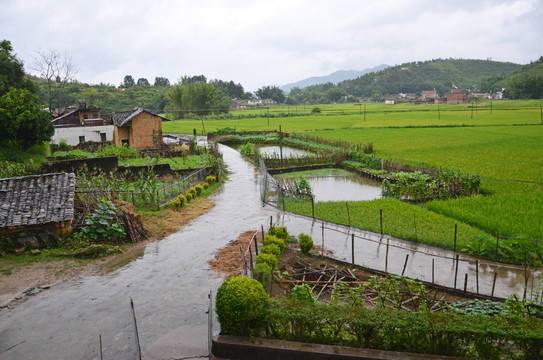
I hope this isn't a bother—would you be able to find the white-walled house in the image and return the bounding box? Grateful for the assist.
[50,100,113,145]
[51,125,114,146]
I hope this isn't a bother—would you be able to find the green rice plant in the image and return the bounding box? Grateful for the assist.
[284,198,491,254]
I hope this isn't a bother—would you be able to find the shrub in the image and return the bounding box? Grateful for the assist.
[311,106,321,114]
[189,187,197,197]
[255,252,278,269]
[268,226,289,240]
[253,262,272,288]
[202,182,209,189]
[261,244,281,259]
[173,194,186,209]
[185,192,193,201]
[298,233,313,254]
[58,140,69,149]
[291,284,316,303]
[263,235,286,253]
[206,175,216,183]
[216,276,269,335]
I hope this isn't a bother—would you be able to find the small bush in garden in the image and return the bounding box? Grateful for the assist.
[263,235,286,253]
[255,252,278,269]
[291,284,316,303]
[173,194,186,210]
[206,175,216,183]
[194,184,203,195]
[261,244,281,259]
[59,140,69,149]
[311,106,321,114]
[269,226,289,240]
[216,276,269,335]
[189,187,197,197]
[185,192,193,202]
[298,233,313,254]
[253,262,272,288]
[202,182,209,189]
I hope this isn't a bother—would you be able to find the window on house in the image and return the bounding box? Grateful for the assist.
[79,136,85,144]
[100,133,107,142]
[83,114,88,119]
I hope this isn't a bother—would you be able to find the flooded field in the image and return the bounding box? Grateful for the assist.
[258,145,315,158]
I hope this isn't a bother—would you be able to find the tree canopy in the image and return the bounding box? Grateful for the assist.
[0,87,54,150]
[165,77,232,119]
[255,85,285,103]
[0,40,36,96]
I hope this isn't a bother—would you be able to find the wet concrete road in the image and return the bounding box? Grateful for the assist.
[0,145,275,360]
[1,144,540,359]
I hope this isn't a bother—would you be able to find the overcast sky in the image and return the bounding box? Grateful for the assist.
[1,0,541,92]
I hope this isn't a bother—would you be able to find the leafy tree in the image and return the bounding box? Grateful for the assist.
[136,77,150,87]
[255,85,285,103]
[154,76,170,87]
[0,88,53,150]
[122,75,135,87]
[503,57,543,99]
[165,77,232,119]
[209,79,245,98]
[0,40,35,96]
[326,87,347,102]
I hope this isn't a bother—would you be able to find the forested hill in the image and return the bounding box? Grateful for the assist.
[338,59,521,98]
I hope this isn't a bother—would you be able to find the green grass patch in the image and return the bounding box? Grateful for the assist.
[284,198,491,251]
[119,154,217,169]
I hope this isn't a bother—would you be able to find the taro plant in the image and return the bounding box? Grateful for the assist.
[76,200,126,241]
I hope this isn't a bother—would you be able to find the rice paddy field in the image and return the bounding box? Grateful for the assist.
[163,100,543,263]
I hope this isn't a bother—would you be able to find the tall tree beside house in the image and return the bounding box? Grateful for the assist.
[0,88,54,150]
[503,57,543,99]
[0,40,36,96]
[32,48,78,112]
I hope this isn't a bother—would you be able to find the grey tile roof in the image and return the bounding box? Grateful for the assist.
[112,107,172,127]
[0,173,76,228]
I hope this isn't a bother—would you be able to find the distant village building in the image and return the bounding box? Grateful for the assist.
[112,107,171,149]
[446,87,468,104]
[421,90,440,102]
[50,100,114,145]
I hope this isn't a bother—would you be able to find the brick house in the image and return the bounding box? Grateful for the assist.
[446,87,468,104]
[50,100,114,145]
[421,90,439,101]
[112,107,171,149]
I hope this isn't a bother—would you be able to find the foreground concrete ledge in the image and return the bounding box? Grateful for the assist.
[212,335,468,360]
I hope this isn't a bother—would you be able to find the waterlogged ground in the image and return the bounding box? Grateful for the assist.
[0,144,540,359]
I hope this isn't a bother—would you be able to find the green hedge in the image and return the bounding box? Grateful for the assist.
[264,299,543,359]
